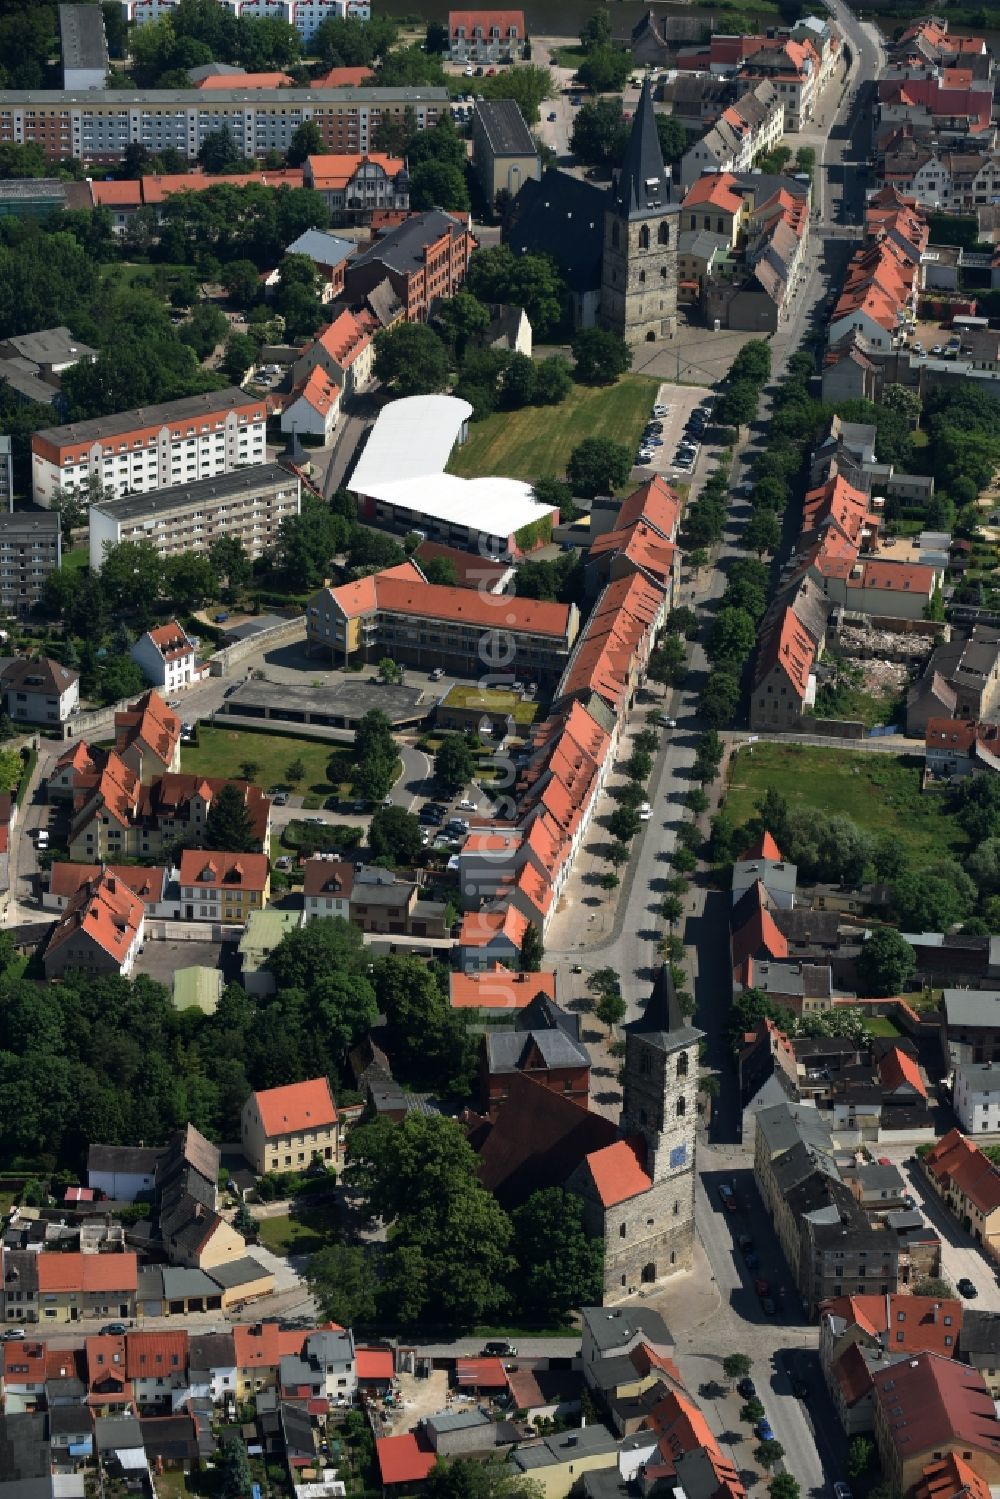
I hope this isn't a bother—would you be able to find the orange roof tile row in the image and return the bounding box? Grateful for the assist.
[49,861,168,906]
[114,689,181,769]
[449,965,557,1009]
[323,565,573,639]
[821,1292,961,1355]
[37,1252,138,1294]
[306,151,403,191]
[290,365,341,419]
[89,169,305,211]
[925,1128,1000,1217]
[314,308,372,368]
[253,1077,338,1138]
[45,872,145,966]
[179,849,270,893]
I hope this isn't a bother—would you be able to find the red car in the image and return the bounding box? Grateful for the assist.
[718,1184,737,1213]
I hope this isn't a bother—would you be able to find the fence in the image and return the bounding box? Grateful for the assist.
[144,919,243,943]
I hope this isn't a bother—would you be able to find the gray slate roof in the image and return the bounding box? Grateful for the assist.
[944,989,1000,1027]
[486,1027,590,1073]
[580,1304,671,1353]
[474,98,536,156]
[285,229,355,268]
[612,79,673,220]
[351,209,466,277]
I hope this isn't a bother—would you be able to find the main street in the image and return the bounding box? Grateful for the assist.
[548,7,883,1491]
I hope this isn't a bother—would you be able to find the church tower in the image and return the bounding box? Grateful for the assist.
[605,967,703,1299]
[599,80,680,345]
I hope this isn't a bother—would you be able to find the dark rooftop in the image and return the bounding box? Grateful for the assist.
[474,98,536,156]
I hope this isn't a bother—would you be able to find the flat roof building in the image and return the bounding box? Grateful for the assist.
[33,388,267,507]
[0,510,61,618]
[348,395,559,558]
[60,4,109,91]
[89,464,301,569]
[0,87,448,165]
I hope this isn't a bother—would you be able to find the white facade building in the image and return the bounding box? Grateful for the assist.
[131,622,198,693]
[954,1060,1000,1135]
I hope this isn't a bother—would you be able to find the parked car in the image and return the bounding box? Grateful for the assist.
[663,717,677,728]
[482,1340,517,1356]
[754,1277,769,1297]
[958,1277,978,1298]
[755,1419,774,1442]
[99,1323,127,1336]
[35,829,49,848]
[791,1375,809,1399]
[737,1376,756,1400]
[458,798,477,811]
[547,111,557,120]
[833,1485,853,1499]
[214,612,230,623]
[639,802,652,821]
[1,1328,25,1341]
[430,666,445,681]
[272,792,289,806]
[718,1184,737,1212]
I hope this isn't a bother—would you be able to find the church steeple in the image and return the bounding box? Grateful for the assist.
[612,78,671,220]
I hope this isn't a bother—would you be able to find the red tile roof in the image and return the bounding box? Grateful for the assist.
[448,9,525,37]
[682,171,745,215]
[872,1352,1000,1465]
[376,1433,436,1487]
[302,856,354,899]
[307,153,402,191]
[731,892,789,968]
[326,568,573,639]
[356,1347,394,1381]
[115,689,181,768]
[916,1454,991,1499]
[291,365,340,419]
[49,862,168,906]
[878,1043,928,1099]
[197,71,294,88]
[179,849,269,894]
[925,1129,1000,1217]
[86,1334,128,1391]
[126,1331,189,1379]
[310,66,375,88]
[455,1356,508,1388]
[37,1252,138,1293]
[740,831,784,862]
[315,308,372,368]
[45,872,144,967]
[233,1321,283,1370]
[253,1077,337,1137]
[459,905,530,949]
[584,1138,652,1207]
[822,1293,962,1356]
[449,966,556,1009]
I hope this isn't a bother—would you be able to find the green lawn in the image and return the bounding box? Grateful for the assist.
[255,1199,338,1257]
[180,725,351,800]
[724,743,967,869]
[862,1016,902,1038]
[448,375,658,487]
[62,547,89,573]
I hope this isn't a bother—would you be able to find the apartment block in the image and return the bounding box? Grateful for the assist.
[32,388,266,507]
[448,9,528,63]
[0,437,11,511]
[0,510,61,617]
[124,1,371,40]
[0,87,446,165]
[88,464,299,570]
[60,3,109,91]
[307,560,580,687]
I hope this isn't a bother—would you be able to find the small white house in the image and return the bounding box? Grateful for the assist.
[130,622,198,694]
[188,1332,237,1405]
[954,1060,1000,1135]
[281,367,341,444]
[302,855,354,923]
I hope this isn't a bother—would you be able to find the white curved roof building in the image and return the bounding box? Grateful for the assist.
[348,394,558,558]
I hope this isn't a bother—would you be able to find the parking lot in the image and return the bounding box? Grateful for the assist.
[632,379,715,483]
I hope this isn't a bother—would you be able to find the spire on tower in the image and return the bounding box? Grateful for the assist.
[612,78,671,220]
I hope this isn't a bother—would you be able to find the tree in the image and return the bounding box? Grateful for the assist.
[893,870,973,931]
[707,608,756,668]
[857,927,916,997]
[221,331,259,384]
[661,895,683,924]
[608,807,641,843]
[466,245,566,341]
[533,356,573,405]
[882,383,921,425]
[511,1189,603,1320]
[913,1277,954,1298]
[378,657,403,685]
[435,291,490,357]
[768,1477,800,1499]
[198,127,243,174]
[425,20,449,53]
[567,436,632,498]
[600,872,620,893]
[698,671,739,729]
[411,159,470,213]
[374,322,449,398]
[847,1437,874,1481]
[570,97,629,167]
[287,119,324,167]
[647,635,688,691]
[754,1441,784,1472]
[595,987,626,1032]
[233,1201,257,1240]
[50,476,110,547]
[164,551,216,610]
[577,47,631,93]
[521,923,544,972]
[741,1398,765,1424]
[99,540,164,612]
[435,735,475,795]
[742,509,781,557]
[422,556,458,585]
[580,11,612,50]
[218,1437,253,1499]
[353,711,398,802]
[723,1354,752,1381]
[656,113,687,164]
[369,806,422,865]
[223,258,264,310]
[424,1459,544,1499]
[306,1243,377,1327]
[209,535,251,590]
[204,783,259,852]
[276,495,345,590]
[715,380,760,428]
[571,328,632,385]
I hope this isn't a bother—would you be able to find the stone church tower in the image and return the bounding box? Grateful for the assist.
[599,80,680,345]
[568,967,702,1303]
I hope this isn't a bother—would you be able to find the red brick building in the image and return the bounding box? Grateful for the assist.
[344,209,476,323]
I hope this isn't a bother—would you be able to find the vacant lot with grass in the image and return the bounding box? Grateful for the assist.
[180,726,352,800]
[724,743,966,869]
[447,376,657,486]
[254,1198,338,1257]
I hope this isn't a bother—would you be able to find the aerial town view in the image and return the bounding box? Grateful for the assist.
[4,0,1000,1497]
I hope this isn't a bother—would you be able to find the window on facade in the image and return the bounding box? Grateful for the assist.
[639,225,650,249]
[659,222,669,245]
[676,1096,686,1117]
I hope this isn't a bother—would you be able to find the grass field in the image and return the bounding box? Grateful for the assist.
[724,743,967,869]
[861,1016,902,1037]
[447,376,658,487]
[62,547,89,573]
[255,1199,338,1257]
[180,726,351,800]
